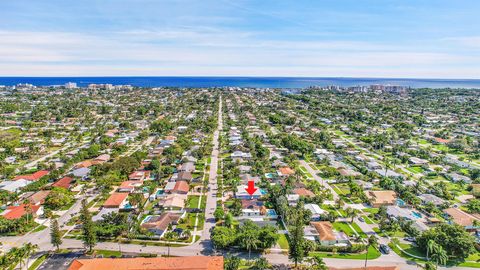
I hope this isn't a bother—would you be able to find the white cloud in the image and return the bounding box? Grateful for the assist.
[0,30,479,78]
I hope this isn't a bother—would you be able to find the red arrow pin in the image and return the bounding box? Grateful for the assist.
[245,180,257,196]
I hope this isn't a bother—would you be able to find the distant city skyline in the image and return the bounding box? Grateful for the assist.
[1,0,480,78]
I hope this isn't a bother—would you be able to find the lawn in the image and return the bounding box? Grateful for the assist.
[277,233,289,249]
[407,166,424,174]
[333,222,356,237]
[94,249,122,258]
[187,195,206,209]
[28,254,48,270]
[310,246,381,260]
[362,215,375,224]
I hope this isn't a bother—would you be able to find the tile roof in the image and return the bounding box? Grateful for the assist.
[52,176,73,189]
[311,221,336,241]
[278,167,295,175]
[141,212,182,233]
[294,188,315,198]
[103,192,128,208]
[2,204,41,220]
[68,256,224,270]
[13,170,49,181]
[173,180,189,193]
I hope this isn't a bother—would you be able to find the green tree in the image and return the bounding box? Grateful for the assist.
[214,208,225,221]
[365,235,378,268]
[80,199,96,252]
[252,257,270,270]
[288,212,307,267]
[224,256,241,270]
[50,218,62,251]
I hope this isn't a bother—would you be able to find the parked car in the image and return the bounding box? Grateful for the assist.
[404,237,416,242]
[379,244,390,254]
[358,217,365,222]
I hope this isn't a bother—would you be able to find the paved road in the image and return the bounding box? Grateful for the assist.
[299,160,338,200]
[0,191,98,252]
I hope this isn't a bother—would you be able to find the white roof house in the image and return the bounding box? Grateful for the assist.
[0,179,31,192]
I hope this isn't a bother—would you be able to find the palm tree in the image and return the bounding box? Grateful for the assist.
[365,235,378,268]
[423,262,437,270]
[308,255,327,270]
[240,230,258,259]
[24,243,38,269]
[426,239,436,261]
[431,245,448,267]
[164,231,176,257]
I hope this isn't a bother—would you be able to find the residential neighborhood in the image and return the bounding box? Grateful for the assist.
[0,85,478,270]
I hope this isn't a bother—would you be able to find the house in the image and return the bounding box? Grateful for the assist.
[140,212,184,236]
[409,157,429,165]
[2,204,42,220]
[177,171,193,182]
[160,194,187,209]
[304,203,327,220]
[118,181,143,193]
[308,221,350,246]
[365,190,397,207]
[68,256,224,270]
[277,167,295,177]
[13,170,49,181]
[26,190,51,205]
[0,179,32,193]
[171,180,189,194]
[72,167,91,179]
[418,193,445,206]
[241,199,266,217]
[287,194,300,206]
[128,171,149,181]
[366,161,382,170]
[179,162,195,173]
[447,173,472,184]
[443,208,480,231]
[52,176,73,189]
[103,192,129,208]
[293,188,315,198]
[236,185,264,199]
[75,160,94,169]
[94,154,110,164]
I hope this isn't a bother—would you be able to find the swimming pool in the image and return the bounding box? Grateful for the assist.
[411,211,422,219]
[396,198,406,207]
[260,189,267,195]
[266,209,277,216]
[156,189,165,196]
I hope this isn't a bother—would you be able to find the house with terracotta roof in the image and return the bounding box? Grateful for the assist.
[294,188,315,198]
[103,192,130,209]
[118,181,143,193]
[171,180,189,194]
[68,256,224,270]
[140,212,185,236]
[443,207,480,231]
[306,221,350,246]
[52,176,74,189]
[1,204,42,220]
[13,170,49,181]
[75,160,94,169]
[277,166,295,177]
[365,190,397,207]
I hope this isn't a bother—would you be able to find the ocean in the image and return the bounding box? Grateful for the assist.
[0,77,480,89]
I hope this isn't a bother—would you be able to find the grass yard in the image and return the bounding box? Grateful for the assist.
[333,222,357,237]
[28,254,48,270]
[277,233,289,249]
[93,250,122,258]
[187,195,206,209]
[310,245,381,260]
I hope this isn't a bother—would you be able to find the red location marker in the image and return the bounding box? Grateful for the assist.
[245,180,257,196]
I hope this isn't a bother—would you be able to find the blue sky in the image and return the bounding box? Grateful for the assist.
[1,0,480,77]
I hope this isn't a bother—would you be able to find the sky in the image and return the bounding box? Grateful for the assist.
[1,0,480,78]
